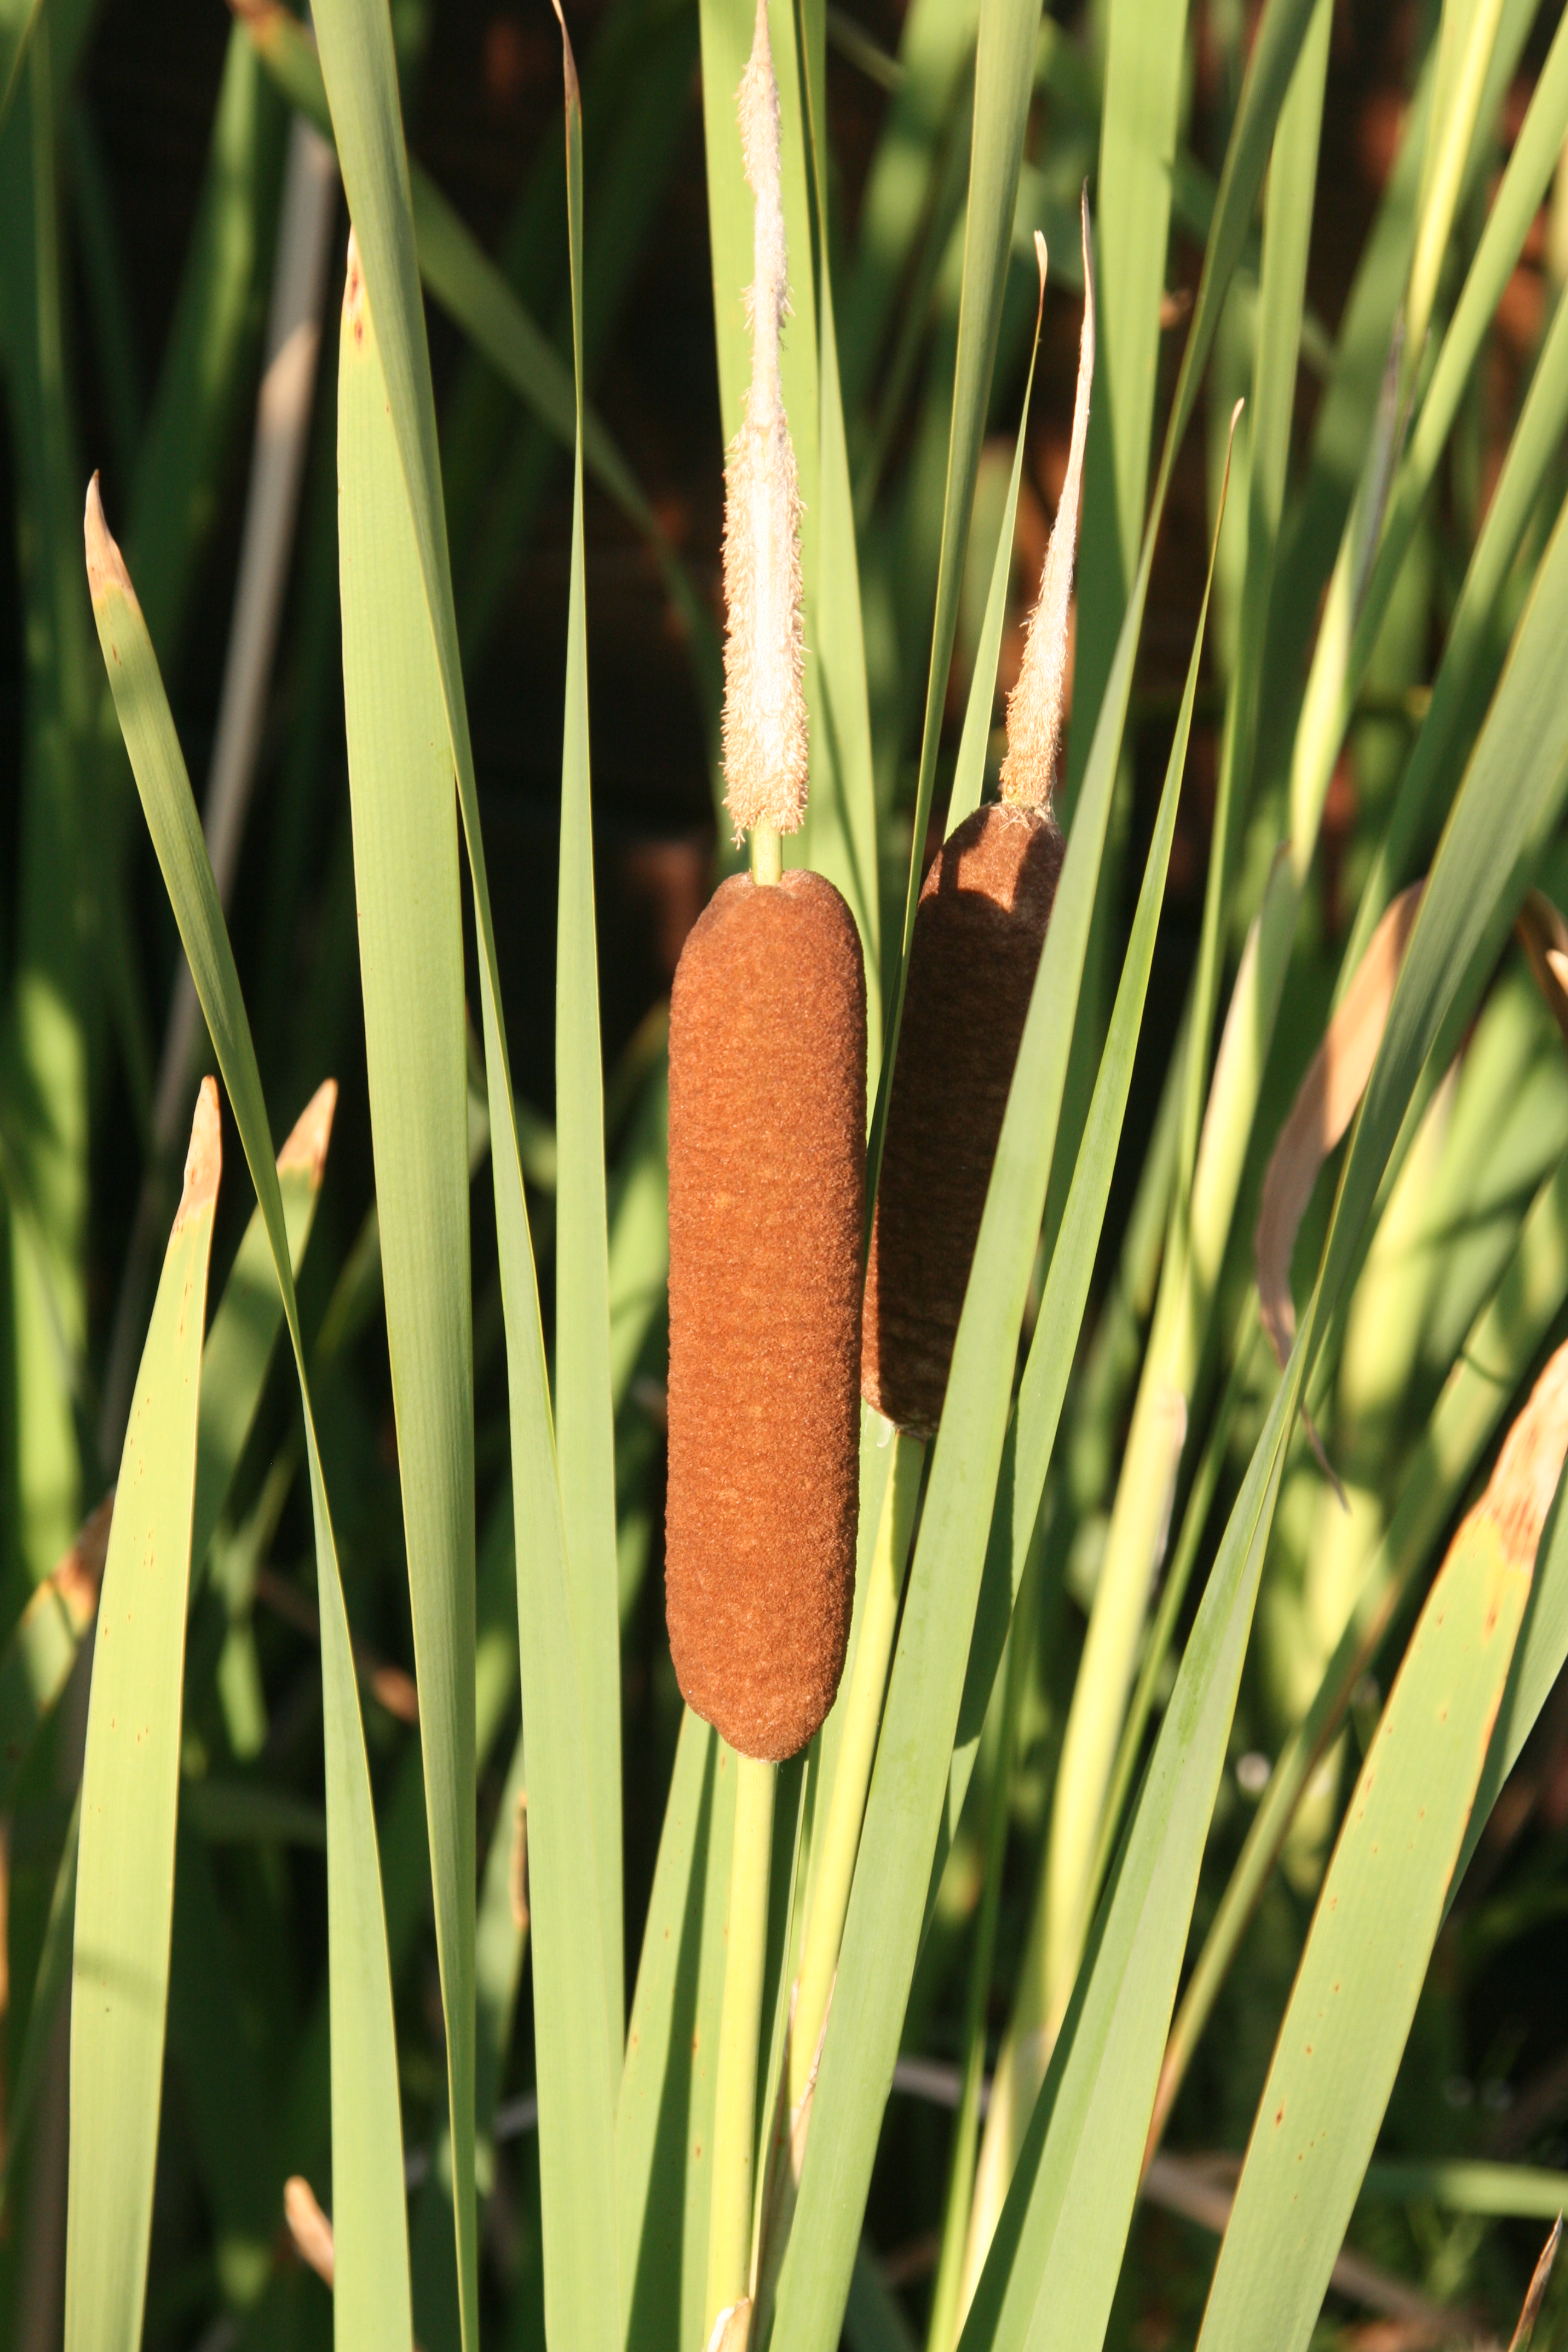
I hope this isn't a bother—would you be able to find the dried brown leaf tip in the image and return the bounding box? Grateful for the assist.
[720,0,808,844]
[176,1076,223,1231]
[283,2175,335,2286]
[51,1489,116,1628]
[1481,1338,1568,1575]
[83,472,137,611]
[1000,191,1096,814]
[1255,881,1425,1372]
[1517,889,1568,1053]
[278,1077,339,1186]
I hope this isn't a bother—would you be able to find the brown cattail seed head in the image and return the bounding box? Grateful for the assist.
[999,192,1096,814]
[720,0,808,843]
[862,806,1063,1436]
[665,870,866,1759]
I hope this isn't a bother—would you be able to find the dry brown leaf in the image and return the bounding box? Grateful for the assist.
[1255,881,1426,1373]
[284,2174,335,2285]
[1507,2213,1563,2352]
[510,1787,529,1933]
[704,2298,753,2352]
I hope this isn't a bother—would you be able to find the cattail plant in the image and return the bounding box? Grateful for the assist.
[862,201,1095,1439]
[662,6,864,2344]
[664,0,865,1768]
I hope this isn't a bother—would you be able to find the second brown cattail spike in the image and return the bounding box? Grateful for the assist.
[863,199,1096,1437]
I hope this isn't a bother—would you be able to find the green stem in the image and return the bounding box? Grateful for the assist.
[925,1534,1039,2352]
[707,1748,776,2345]
[750,825,782,885]
[788,1425,923,2108]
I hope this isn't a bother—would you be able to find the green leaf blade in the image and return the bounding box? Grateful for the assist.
[1196,1507,1535,2352]
[85,488,414,2352]
[555,34,624,2060]
[338,250,480,2352]
[65,1090,220,2352]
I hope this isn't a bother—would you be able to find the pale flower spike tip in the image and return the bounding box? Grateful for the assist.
[1000,189,1097,814]
[720,0,808,844]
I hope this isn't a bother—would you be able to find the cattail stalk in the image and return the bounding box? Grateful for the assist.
[668,7,864,2343]
[786,1423,922,2111]
[705,1752,776,2352]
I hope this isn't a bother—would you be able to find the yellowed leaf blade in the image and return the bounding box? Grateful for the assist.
[1255,880,1425,1368]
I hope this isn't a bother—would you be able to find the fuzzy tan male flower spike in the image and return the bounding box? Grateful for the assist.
[720,0,809,843]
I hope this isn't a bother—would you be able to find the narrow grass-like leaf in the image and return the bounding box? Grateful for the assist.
[869,0,1051,1200]
[944,240,1047,843]
[338,247,479,2352]
[954,410,1239,2298]
[0,1089,334,1808]
[1157,1136,1568,2144]
[955,351,1568,2352]
[553,33,622,2055]
[0,0,41,132]
[797,0,882,1054]
[618,1705,714,2348]
[1063,0,1190,814]
[232,0,719,716]
[942,408,1240,1915]
[306,0,621,2334]
[1342,250,1568,979]
[64,1084,220,2352]
[85,486,413,2350]
[1289,1,1568,878]
[127,24,287,668]
[191,1081,335,1572]
[1048,0,1552,2043]
[1194,1359,1564,2352]
[1,1788,77,2215]
[773,3,1322,2316]
[1180,0,1331,1195]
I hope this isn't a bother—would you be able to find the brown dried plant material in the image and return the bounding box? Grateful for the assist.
[1507,2215,1562,2352]
[1517,888,1568,1053]
[176,1077,223,1230]
[278,1077,339,1185]
[665,870,866,1759]
[999,192,1095,814]
[720,0,808,843]
[1478,1338,1568,1572]
[1255,881,1425,1371]
[284,2175,336,2286]
[862,806,1063,1435]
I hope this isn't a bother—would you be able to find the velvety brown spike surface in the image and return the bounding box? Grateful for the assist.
[665,867,866,1760]
[863,803,1063,1436]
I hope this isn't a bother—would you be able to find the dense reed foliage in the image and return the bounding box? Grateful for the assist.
[7,0,1568,2347]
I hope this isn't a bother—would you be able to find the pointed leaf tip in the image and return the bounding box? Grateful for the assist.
[177,1077,223,1230]
[999,195,1096,811]
[549,0,579,102]
[283,2176,335,2286]
[83,472,136,608]
[278,1077,339,1184]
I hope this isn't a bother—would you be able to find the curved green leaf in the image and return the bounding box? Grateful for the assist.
[86,485,413,2351]
[338,250,479,2351]
[65,1086,220,2352]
